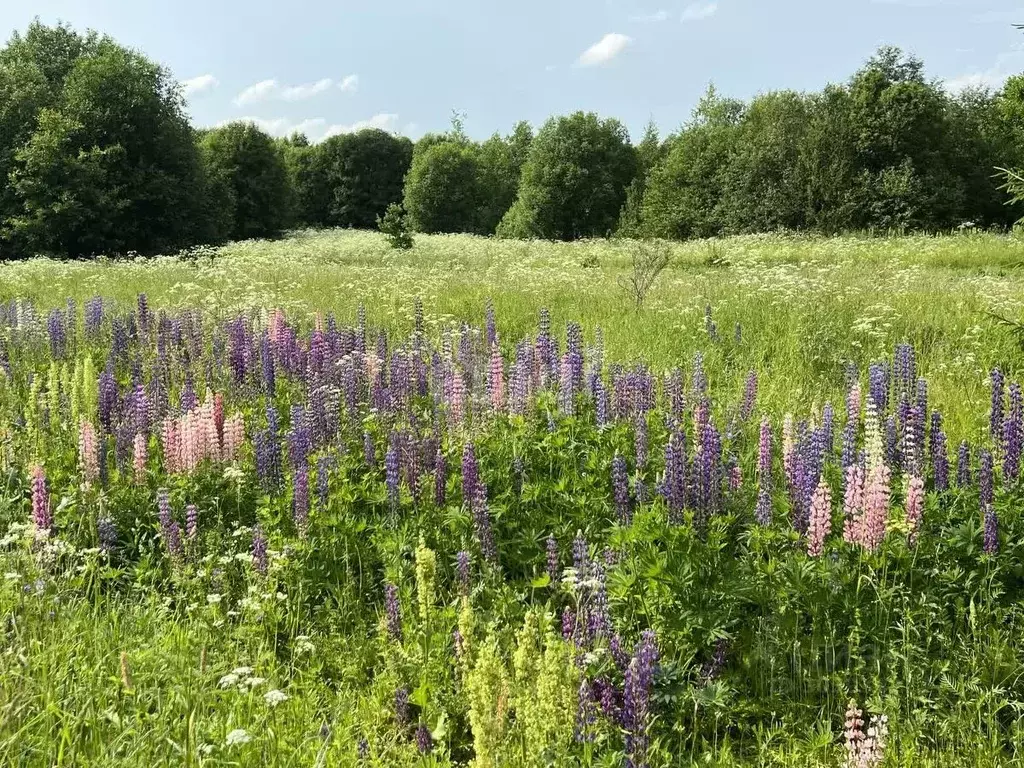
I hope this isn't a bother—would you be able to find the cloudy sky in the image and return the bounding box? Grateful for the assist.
[8,0,1024,141]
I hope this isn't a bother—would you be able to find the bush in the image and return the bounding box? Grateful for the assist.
[378,202,414,249]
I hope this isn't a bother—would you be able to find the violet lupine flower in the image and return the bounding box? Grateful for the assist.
[612,455,632,526]
[755,489,772,527]
[868,362,889,412]
[562,607,576,642]
[357,737,369,762]
[587,561,612,641]
[98,369,118,432]
[434,448,447,507]
[740,370,757,421]
[700,639,729,685]
[595,379,609,427]
[932,426,949,493]
[634,414,649,471]
[48,309,67,359]
[394,687,410,728]
[185,504,198,540]
[806,478,832,557]
[363,431,375,468]
[384,583,402,641]
[156,489,183,558]
[990,368,1005,441]
[254,429,283,492]
[546,535,560,585]
[1003,382,1022,483]
[31,465,52,531]
[260,331,276,397]
[695,421,723,528]
[956,441,971,488]
[623,630,659,768]
[471,484,498,565]
[84,297,104,339]
[415,724,432,754]
[663,431,687,524]
[461,442,479,504]
[456,550,471,595]
[97,517,118,553]
[574,678,597,743]
[293,464,310,536]
[894,342,917,398]
[983,506,999,555]
[692,352,707,396]
[252,525,268,575]
[385,434,401,516]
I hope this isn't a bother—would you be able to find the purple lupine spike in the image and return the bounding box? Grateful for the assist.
[634,414,649,471]
[84,297,104,339]
[566,322,584,393]
[932,422,949,493]
[456,550,471,595]
[98,369,118,433]
[394,687,410,728]
[956,441,971,488]
[663,431,687,524]
[990,368,1005,441]
[434,448,447,507]
[623,630,659,768]
[31,465,52,531]
[562,606,576,642]
[1003,382,1022,483]
[48,309,67,359]
[357,737,369,762]
[471,484,498,565]
[696,421,722,528]
[588,560,611,640]
[612,455,632,526]
[385,433,401,515]
[485,299,496,348]
[156,488,183,558]
[821,402,834,457]
[572,532,589,574]
[700,639,729,685]
[665,368,684,423]
[260,331,276,397]
[884,415,899,470]
[868,362,889,413]
[461,443,479,504]
[185,504,198,540]
[252,524,268,575]
[293,464,310,535]
[574,678,597,743]
[363,431,376,468]
[610,633,630,671]
[254,429,283,492]
[841,421,857,470]
[384,583,402,641]
[984,506,999,555]
[546,535,559,584]
[595,378,609,427]
[415,724,432,755]
[740,370,757,421]
[97,517,118,553]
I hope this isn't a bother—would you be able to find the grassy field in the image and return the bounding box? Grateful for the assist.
[2,229,1024,767]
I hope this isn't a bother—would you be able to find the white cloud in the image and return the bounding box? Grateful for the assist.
[630,9,670,22]
[323,113,400,138]
[576,33,632,67]
[281,78,333,101]
[233,76,357,105]
[944,49,1024,94]
[223,117,326,137]
[234,79,279,106]
[182,74,218,96]
[681,1,718,21]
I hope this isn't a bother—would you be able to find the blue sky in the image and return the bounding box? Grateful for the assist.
[5,0,1023,142]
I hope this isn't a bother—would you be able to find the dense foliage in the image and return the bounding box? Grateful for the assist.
[1,284,1023,765]
[2,22,1024,258]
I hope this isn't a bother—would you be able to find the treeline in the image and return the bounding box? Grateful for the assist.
[2,22,1023,260]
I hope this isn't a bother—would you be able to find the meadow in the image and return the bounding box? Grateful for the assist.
[2,229,1024,767]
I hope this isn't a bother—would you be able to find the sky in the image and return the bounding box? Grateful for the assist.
[3,0,1023,142]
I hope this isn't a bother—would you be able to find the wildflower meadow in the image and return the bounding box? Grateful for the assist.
[2,230,1024,767]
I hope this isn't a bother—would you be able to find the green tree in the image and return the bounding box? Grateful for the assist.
[640,87,742,239]
[498,112,636,240]
[618,118,666,236]
[313,129,413,229]
[5,33,206,257]
[403,140,482,234]
[199,121,291,241]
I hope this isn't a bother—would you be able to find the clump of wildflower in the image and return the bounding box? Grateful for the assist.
[807,478,832,557]
[384,582,402,641]
[156,488,182,559]
[31,465,52,532]
[623,629,659,768]
[415,724,432,754]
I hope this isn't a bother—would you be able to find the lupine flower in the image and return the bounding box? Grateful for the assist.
[97,517,118,553]
[700,639,729,684]
[384,583,402,641]
[956,441,971,488]
[844,702,865,768]
[862,464,890,552]
[222,413,245,460]
[983,506,999,555]
[1003,382,1022,482]
[612,455,632,526]
[78,419,99,484]
[363,431,375,468]
[132,432,148,483]
[634,413,648,470]
[456,550,471,595]
[415,724,432,754]
[574,678,597,743]
[623,630,659,768]
[185,504,198,540]
[252,525,268,575]
[979,449,993,508]
[434,448,447,507]
[545,535,559,585]
[394,686,410,728]
[806,478,832,557]
[843,464,865,545]
[740,370,757,421]
[905,475,924,544]
[385,434,400,516]
[31,465,52,532]
[471,484,498,565]
[156,489,183,558]
[486,342,505,411]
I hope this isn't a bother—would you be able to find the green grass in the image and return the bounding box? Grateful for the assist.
[2,229,1024,766]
